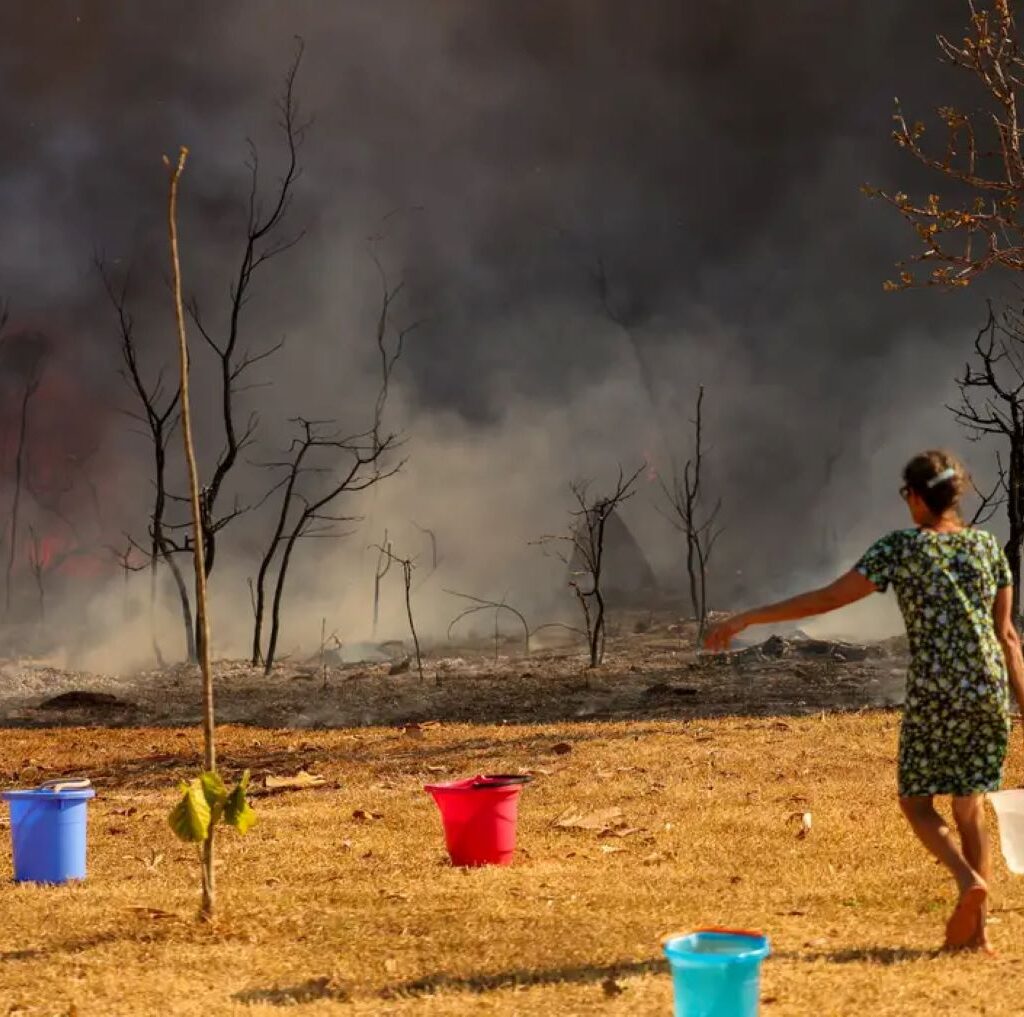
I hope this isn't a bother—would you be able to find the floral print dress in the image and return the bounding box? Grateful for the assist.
[855,528,1012,797]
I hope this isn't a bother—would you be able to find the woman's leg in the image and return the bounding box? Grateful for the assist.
[899,795,984,891]
[952,794,993,950]
[951,794,991,883]
[899,795,987,948]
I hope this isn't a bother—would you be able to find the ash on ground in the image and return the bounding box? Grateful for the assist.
[0,612,908,729]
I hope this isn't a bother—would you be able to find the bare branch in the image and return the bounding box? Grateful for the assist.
[535,463,644,666]
[373,544,425,682]
[658,385,724,635]
[444,588,531,657]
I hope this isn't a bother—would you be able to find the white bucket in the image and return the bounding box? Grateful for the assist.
[989,790,1024,874]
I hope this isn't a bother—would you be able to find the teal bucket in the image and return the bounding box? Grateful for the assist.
[664,929,770,1017]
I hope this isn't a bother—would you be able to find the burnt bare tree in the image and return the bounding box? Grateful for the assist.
[251,253,413,673]
[538,465,644,667]
[374,544,424,682]
[869,2,1024,289]
[107,539,146,628]
[658,386,724,637]
[248,424,310,668]
[179,41,308,657]
[970,461,1007,525]
[254,416,402,673]
[951,303,1024,616]
[3,334,46,616]
[26,525,45,624]
[0,302,8,577]
[99,261,195,662]
[372,529,392,639]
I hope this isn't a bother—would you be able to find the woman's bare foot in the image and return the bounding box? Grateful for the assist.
[969,930,997,956]
[944,881,987,950]
[968,904,997,956]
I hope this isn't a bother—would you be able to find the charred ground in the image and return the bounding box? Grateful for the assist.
[0,611,908,730]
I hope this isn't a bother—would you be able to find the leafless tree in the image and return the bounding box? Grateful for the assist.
[372,529,392,639]
[107,539,147,631]
[537,465,644,667]
[868,2,1024,289]
[248,423,313,668]
[3,337,45,616]
[950,302,1024,615]
[26,526,45,624]
[970,463,1006,525]
[374,544,424,682]
[255,417,401,673]
[657,386,724,637]
[0,302,8,583]
[251,249,414,674]
[99,261,195,662]
[179,40,309,658]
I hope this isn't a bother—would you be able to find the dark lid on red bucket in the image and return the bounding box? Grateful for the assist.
[424,774,533,793]
[470,774,532,789]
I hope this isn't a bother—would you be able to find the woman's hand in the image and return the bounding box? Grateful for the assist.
[703,613,749,653]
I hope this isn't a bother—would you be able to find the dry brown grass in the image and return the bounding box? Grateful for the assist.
[0,713,1021,1015]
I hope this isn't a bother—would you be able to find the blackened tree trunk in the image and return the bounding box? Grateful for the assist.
[951,305,1024,625]
[1008,432,1024,621]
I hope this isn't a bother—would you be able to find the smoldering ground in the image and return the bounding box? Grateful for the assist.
[0,1,1011,663]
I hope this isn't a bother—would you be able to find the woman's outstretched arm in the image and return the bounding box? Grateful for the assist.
[703,570,878,652]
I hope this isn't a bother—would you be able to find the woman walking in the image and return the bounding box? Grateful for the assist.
[705,451,1024,952]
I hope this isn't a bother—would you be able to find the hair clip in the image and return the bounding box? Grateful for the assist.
[926,466,956,488]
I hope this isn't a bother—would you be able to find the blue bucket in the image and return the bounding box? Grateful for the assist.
[664,929,770,1017]
[2,780,95,884]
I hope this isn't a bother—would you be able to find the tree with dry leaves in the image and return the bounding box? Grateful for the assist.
[868,2,1024,611]
[868,1,1024,289]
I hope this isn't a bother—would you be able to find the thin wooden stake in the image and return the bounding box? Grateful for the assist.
[165,146,216,920]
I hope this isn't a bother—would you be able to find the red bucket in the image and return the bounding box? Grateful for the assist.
[424,775,531,867]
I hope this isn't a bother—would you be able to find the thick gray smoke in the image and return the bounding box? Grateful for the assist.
[0,1,1007,660]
